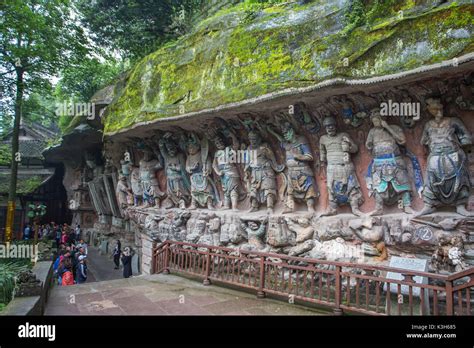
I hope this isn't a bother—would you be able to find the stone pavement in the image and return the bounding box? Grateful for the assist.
[45,274,328,315]
[85,246,124,282]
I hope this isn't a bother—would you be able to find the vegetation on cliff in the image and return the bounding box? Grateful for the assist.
[103,0,474,134]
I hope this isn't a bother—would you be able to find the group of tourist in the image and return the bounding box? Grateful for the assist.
[53,235,89,286]
[22,221,82,247]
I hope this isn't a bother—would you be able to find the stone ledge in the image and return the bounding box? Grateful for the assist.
[0,261,53,316]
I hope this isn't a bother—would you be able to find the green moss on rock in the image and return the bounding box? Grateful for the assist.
[104,0,474,134]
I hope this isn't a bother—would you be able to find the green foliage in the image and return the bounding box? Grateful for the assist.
[75,0,208,61]
[56,57,122,103]
[0,175,43,194]
[0,144,12,166]
[0,259,31,307]
[22,92,58,128]
[103,0,473,134]
[0,0,88,100]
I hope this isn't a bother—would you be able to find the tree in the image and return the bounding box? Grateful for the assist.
[75,0,205,60]
[0,0,87,242]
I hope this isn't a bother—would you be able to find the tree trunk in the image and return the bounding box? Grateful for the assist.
[5,68,24,242]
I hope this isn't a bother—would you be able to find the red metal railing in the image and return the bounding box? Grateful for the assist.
[152,240,474,316]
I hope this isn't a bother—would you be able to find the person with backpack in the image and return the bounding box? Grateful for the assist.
[75,255,87,284]
[61,258,74,286]
[112,240,121,270]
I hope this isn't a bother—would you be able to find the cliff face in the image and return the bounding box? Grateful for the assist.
[103,0,473,134]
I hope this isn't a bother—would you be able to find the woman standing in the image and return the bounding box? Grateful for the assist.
[112,240,121,270]
[121,247,133,278]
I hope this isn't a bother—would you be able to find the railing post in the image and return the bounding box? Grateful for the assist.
[163,243,170,274]
[333,265,343,316]
[203,247,211,285]
[257,256,266,299]
[445,280,454,316]
[151,248,156,274]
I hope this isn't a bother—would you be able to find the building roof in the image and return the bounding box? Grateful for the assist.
[1,121,58,160]
[0,168,55,196]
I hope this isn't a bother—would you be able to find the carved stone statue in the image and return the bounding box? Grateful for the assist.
[116,175,132,214]
[366,110,415,215]
[158,133,191,209]
[130,166,143,206]
[185,133,217,210]
[244,129,282,213]
[419,98,473,216]
[139,148,165,208]
[319,116,363,216]
[240,218,267,250]
[211,131,244,211]
[270,121,318,213]
[120,158,132,185]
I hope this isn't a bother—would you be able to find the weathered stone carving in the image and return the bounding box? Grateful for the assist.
[419,98,473,216]
[240,218,268,251]
[210,129,245,211]
[268,120,318,213]
[366,110,416,215]
[116,175,132,215]
[158,132,191,209]
[319,116,363,216]
[244,128,282,213]
[184,133,218,210]
[329,95,367,128]
[285,217,314,243]
[139,147,165,207]
[431,235,467,272]
[130,166,143,206]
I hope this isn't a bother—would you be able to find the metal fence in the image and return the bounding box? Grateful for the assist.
[152,240,474,316]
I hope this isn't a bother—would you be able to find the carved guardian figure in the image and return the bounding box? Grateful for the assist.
[320,116,363,216]
[366,110,415,215]
[419,98,473,216]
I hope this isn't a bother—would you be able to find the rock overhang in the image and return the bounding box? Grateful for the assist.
[101,0,474,137]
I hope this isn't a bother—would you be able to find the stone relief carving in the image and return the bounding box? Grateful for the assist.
[209,127,246,211]
[158,132,191,209]
[244,128,282,213]
[139,147,165,208]
[268,119,318,213]
[184,133,218,210]
[365,109,418,216]
[103,77,473,274]
[320,116,363,216]
[419,98,473,217]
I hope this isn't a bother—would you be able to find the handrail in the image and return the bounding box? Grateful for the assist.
[152,240,474,316]
[153,240,451,280]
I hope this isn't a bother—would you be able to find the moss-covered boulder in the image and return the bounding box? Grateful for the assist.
[104,0,474,134]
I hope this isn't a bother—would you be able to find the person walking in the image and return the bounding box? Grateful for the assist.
[75,224,81,241]
[77,239,88,256]
[23,224,31,240]
[61,258,74,286]
[121,247,133,278]
[61,230,68,245]
[75,255,87,284]
[55,225,61,248]
[113,240,121,270]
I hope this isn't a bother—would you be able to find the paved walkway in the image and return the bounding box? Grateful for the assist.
[45,274,327,315]
[85,246,124,282]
